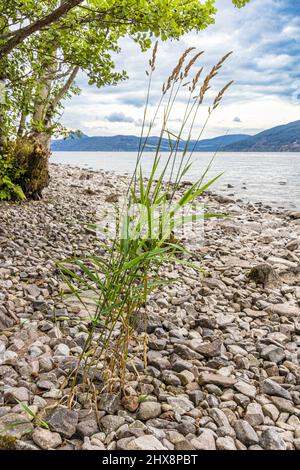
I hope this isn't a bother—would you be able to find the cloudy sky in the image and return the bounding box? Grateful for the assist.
[61,0,300,139]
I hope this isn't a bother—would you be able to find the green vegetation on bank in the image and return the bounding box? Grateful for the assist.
[59,45,231,395]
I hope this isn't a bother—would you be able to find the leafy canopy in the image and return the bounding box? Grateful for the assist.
[0,0,250,57]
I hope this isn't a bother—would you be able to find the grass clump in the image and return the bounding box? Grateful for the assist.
[59,44,233,404]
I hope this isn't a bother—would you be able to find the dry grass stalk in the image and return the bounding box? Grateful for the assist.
[163,47,195,94]
[209,80,234,113]
[198,51,233,103]
[190,67,203,93]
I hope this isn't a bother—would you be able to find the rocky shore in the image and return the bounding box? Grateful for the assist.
[1,163,300,451]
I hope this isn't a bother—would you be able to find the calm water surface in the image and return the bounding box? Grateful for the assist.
[51,152,300,211]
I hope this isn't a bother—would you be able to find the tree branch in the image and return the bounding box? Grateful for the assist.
[0,0,83,59]
[45,65,79,125]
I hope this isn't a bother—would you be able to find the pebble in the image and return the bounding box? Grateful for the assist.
[245,403,264,426]
[137,402,162,421]
[234,381,257,398]
[47,407,78,438]
[260,428,287,450]
[32,428,62,449]
[82,436,105,450]
[100,415,125,432]
[262,404,280,422]
[270,396,294,413]
[198,373,236,388]
[4,386,30,404]
[54,344,70,356]
[261,379,292,400]
[126,435,167,450]
[0,413,33,438]
[99,393,120,414]
[234,420,259,446]
[191,430,216,450]
[0,351,18,366]
[121,396,139,412]
[166,396,194,415]
[76,419,99,437]
[216,436,237,450]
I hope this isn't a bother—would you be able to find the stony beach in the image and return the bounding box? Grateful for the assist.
[1,163,300,451]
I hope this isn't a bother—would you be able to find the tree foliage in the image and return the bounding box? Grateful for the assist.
[0,0,250,136]
[0,0,250,198]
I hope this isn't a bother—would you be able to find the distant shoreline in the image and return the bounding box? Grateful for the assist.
[51,120,300,153]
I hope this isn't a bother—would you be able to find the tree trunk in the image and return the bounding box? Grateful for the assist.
[11,46,79,199]
[25,134,50,199]
[20,48,58,199]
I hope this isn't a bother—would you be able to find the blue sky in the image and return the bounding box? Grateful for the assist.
[61,0,300,138]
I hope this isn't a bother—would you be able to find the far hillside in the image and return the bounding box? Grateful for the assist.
[51,121,300,153]
[51,134,249,152]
